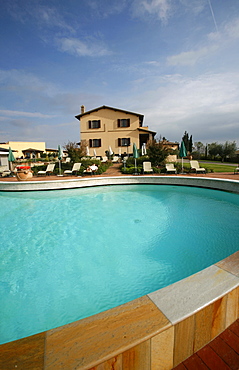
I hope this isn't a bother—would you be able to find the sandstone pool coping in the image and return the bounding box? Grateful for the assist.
[0,176,239,369]
[1,174,239,193]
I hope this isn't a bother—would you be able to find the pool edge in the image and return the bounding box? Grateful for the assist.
[1,175,239,193]
[0,252,238,369]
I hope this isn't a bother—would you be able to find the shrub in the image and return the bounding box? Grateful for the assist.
[80,159,111,175]
[147,140,171,166]
[32,159,111,176]
[152,167,161,173]
[121,166,142,174]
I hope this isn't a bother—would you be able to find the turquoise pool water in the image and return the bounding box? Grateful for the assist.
[1,184,239,344]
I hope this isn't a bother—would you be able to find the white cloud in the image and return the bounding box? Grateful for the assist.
[0,110,55,119]
[37,6,73,32]
[0,117,79,147]
[57,37,112,57]
[0,69,59,98]
[87,0,128,18]
[167,47,212,66]
[142,0,172,21]
[225,17,239,39]
[143,60,161,67]
[128,72,239,144]
[0,68,95,146]
[6,1,74,32]
[179,0,206,15]
[132,0,172,22]
[0,69,82,118]
[167,16,239,67]
[131,0,207,23]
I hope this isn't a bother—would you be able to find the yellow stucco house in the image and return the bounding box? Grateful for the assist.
[75,105,156,157]
[161,140,179,162]
[0,141,46,159]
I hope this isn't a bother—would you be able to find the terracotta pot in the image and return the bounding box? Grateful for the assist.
[16,170,33,181]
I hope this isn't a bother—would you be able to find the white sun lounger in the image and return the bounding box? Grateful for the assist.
[64,162,81,176]
[37,163,55,176]
[143,161,153,174]
[190,160,206,173]
[166,163,177,174]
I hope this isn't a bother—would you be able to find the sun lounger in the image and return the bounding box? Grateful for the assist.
[143,161,153,174]
[37,163,55,176]
[165,163,177,174]
[190,160,206,173]
[112,156,119,162]
[64,162,81,176]
[0,166,11,177]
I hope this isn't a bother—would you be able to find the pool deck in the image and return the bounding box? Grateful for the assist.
[1,162,239,182]
[0,164,239,370]
[1,163,239,193]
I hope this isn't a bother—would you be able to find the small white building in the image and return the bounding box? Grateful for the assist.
[0,148,10,168]
[0,147,17,175]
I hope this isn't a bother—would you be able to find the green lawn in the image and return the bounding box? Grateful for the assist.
[183,162,237,173]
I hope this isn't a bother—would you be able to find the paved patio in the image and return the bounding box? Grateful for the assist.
[173,319,239,370]
[1,162,239,182]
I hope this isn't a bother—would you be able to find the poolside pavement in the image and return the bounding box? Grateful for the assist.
[1,162,239,182]
[173,319,239,370]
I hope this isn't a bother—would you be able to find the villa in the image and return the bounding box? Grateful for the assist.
[75,105,156,157]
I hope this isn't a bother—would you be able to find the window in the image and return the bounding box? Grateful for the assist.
[89,139,101,148]
[88,120,101,129]
[117,119,130,128]
[118,138,130,147]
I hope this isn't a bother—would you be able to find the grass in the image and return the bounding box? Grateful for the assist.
[182,161,237,173]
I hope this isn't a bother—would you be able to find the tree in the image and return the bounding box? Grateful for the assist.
[205,144,208,159]
[189,135,193,153]
[64,140,87,162]
[194,142,205,154]
[78,140,88,156]
[193,141,205,159]
[182,131,193,153]
[208,142,221,160]
[208,141,237,161]
[147,139,173,166]
[220,141,237,162]
[182,131,189,151]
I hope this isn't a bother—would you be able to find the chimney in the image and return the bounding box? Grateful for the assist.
[81,105,85,114]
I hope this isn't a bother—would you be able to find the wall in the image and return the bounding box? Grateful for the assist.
[166,154,178,162]
[0,153,9,168]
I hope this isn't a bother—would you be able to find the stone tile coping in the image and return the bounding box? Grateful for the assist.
[148,264,239,325]
[45,296,171,370]
[0,175,239,193]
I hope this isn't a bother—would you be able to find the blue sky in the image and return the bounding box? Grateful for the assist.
[0,0,239,149]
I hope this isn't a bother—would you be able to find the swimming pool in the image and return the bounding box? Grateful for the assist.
[1,184,239,344]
